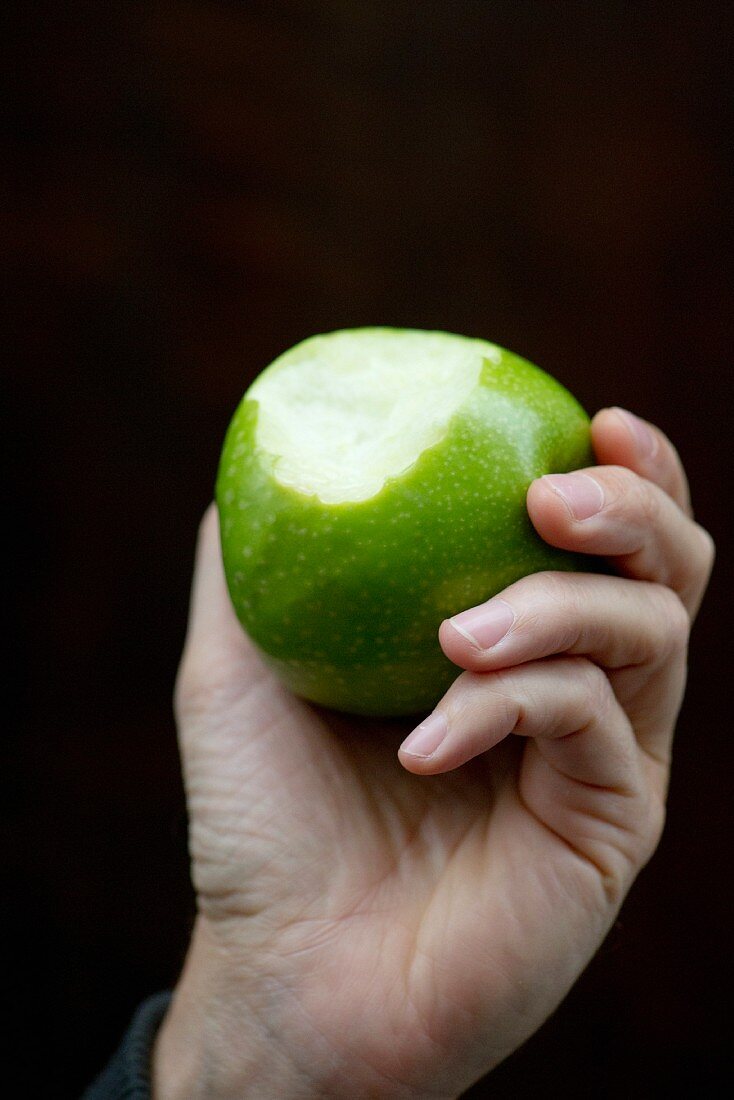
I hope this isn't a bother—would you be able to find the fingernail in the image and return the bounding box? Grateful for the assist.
[400,712,448,758]
[611,407,658,458]
[448,599,515,650]
[543,473,605,519]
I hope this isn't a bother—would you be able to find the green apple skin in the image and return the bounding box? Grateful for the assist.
[216,330,594,717]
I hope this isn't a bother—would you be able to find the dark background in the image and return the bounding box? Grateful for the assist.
[8,2,733,1096]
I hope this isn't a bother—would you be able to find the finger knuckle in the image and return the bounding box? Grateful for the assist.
[645,790,668,856]
[634,476,662,530]
[654,585,690,656]
[573,657,614,716]
[514,572,584,649]
[507,569,567,604]
[633,789,668,866]
[541,571,585,614]
[695,524,716,581]
[601,466,662,530]
[675,524,716,617]
[445,670,519,732]
[601,463,638,501]
[608,779,669,876]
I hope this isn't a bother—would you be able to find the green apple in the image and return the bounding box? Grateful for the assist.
[216,328,593,717]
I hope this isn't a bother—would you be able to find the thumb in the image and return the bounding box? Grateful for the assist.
[175,503,267,717]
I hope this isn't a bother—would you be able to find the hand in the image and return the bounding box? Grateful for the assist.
[153,408,713,1099]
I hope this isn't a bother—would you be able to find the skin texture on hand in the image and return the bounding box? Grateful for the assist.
[153,408,713,1100]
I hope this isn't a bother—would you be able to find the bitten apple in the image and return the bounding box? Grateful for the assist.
[216,328,593,716]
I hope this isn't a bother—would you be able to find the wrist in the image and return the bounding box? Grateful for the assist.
[151,917,314,1100]
[152,915,460,1100]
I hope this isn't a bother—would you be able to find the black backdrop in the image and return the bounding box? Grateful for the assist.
[8,2,733,1096]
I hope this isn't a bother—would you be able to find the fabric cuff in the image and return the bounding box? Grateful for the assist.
[83,991,172,1099]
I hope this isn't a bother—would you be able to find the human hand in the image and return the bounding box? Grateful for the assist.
[153,408,713,1099]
